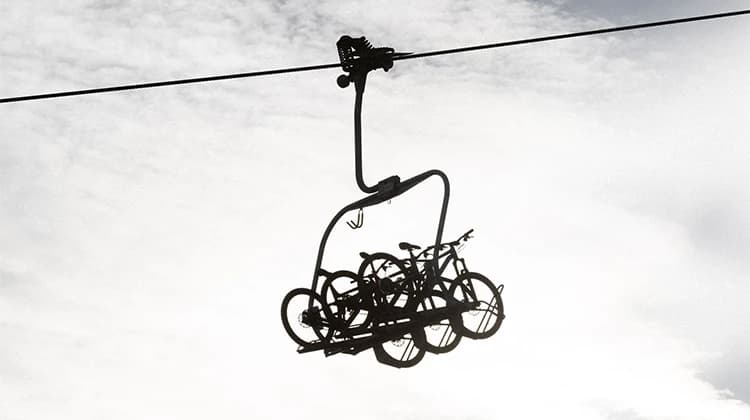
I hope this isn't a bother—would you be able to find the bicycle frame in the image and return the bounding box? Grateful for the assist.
[403,240,469,290]
[422,246,467,279]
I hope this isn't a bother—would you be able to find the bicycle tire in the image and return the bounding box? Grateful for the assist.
[413,290,462,354]
[447,272,504,339]
[372,330,426,368]
[281,288,334,347]
[357,252,414,315]
[321,270,373,331]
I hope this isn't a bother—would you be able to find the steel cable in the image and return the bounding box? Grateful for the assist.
[1,9,748,104]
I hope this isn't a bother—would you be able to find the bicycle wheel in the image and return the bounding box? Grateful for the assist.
[414,290,462,354]
[321,270,373,331]
[357,252,414,316]
[281,288,333,347]
[373,330,426,368]
[448,272,504,339]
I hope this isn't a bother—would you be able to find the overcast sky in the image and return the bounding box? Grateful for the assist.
[2,1,749,419]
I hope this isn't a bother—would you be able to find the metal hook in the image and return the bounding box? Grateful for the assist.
[346,208,364,229]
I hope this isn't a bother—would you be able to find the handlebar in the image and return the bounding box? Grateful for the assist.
[414,228,475,259]
[458,228,474,243]
[447,228,474,247]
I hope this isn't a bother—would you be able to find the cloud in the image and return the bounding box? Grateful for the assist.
[1,1,749,419]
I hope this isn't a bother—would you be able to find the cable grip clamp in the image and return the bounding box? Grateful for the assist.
[335,36,411,88]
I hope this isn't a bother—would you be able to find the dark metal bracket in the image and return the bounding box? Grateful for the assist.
[346,208,364,229]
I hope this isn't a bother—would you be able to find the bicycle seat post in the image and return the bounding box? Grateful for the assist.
[407,247,417,262]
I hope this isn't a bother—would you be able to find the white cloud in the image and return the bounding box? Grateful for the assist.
[1,1,749,419]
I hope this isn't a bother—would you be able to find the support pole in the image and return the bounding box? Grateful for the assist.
[353,73,378,194]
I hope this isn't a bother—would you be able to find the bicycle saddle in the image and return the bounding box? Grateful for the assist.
[398,242,421,251]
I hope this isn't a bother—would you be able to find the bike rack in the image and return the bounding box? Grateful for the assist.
[297,300,477,356]
[308,36,451,296]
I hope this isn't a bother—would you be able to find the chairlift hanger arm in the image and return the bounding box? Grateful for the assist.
[336,36,412,194]
[353,77,377,193]
[309,36,450,294]
[325,36,449,277]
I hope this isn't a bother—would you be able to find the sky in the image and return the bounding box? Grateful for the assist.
[1,1,749,419]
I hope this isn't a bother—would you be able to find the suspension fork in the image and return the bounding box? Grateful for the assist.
[452,255,468,276]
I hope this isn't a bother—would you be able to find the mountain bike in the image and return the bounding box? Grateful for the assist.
[355,229,503,364]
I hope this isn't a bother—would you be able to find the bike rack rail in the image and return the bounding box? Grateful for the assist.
[297,300,477,356]
[308,36,451,296]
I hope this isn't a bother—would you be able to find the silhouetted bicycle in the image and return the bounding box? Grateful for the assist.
[355,230,504,363]
[408,229,505,339]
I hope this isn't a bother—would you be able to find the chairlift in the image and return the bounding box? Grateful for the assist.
[280,36,505,368]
